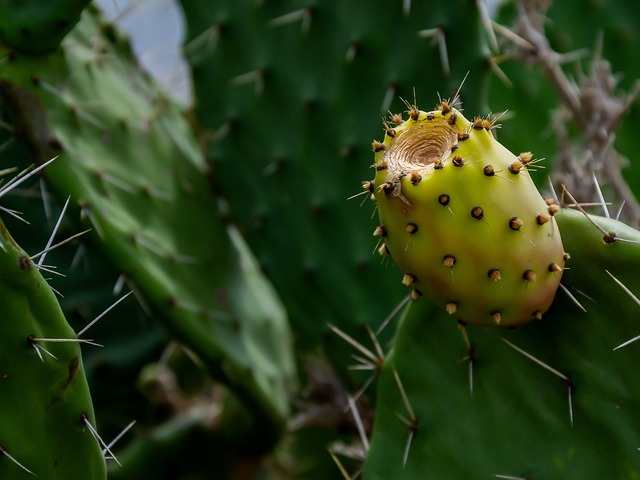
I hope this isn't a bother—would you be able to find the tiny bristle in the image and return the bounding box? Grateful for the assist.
[518,152,533,164]
[548,262,563,273]
[533,310,543,320]
[410,171,422,185]
[402,272,416,286]
[375,160,388,171]
[483,164,495,177]
[373,225,387,237]
[548,204,560,216]
[441,101,451,115]
[509,216,524,231]
[390,113,403,124]
[411,288,423,300]
[453,155,464,167]
[522,269,537,282]
[508,161,523,174]
[471,206,484,220]
[378,244,389,256]
[446,302,458,315]
[405,222,418,234]
[491,311,502,325]
[536,212,550,225]
[443,254,456,268]
[372,140,385,152]
[488,268,501,282]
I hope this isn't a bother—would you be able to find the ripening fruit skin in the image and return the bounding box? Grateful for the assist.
[371,104,565,327]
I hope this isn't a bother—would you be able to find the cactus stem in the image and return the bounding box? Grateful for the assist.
[76,291,133,338]
[0,445,37,477]
[80,413,121,466]
[558,282,587,313]
[347,396,370,452]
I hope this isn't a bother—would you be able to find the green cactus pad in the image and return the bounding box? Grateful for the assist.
[0,6,295,453]
[0,217,106,479]
[180,0,494,355]
[363,208,640,478]
[0,0,90,55]
[372,106,565,326]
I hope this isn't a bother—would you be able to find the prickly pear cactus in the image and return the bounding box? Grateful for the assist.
[0,217,106,479]
[0,5,295,456]
[372,104,565,326]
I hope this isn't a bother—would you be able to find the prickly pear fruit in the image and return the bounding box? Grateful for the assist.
[370,103,565,326]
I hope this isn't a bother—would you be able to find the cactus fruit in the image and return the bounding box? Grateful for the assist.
[0,216,106,479]
[371,103,566,326]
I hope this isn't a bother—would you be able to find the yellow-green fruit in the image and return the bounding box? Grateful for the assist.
[371,104,565,326]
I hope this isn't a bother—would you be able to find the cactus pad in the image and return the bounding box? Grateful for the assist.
[372,105,565,326]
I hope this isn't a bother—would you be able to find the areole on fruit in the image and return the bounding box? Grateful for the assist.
[369,101,566,327]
